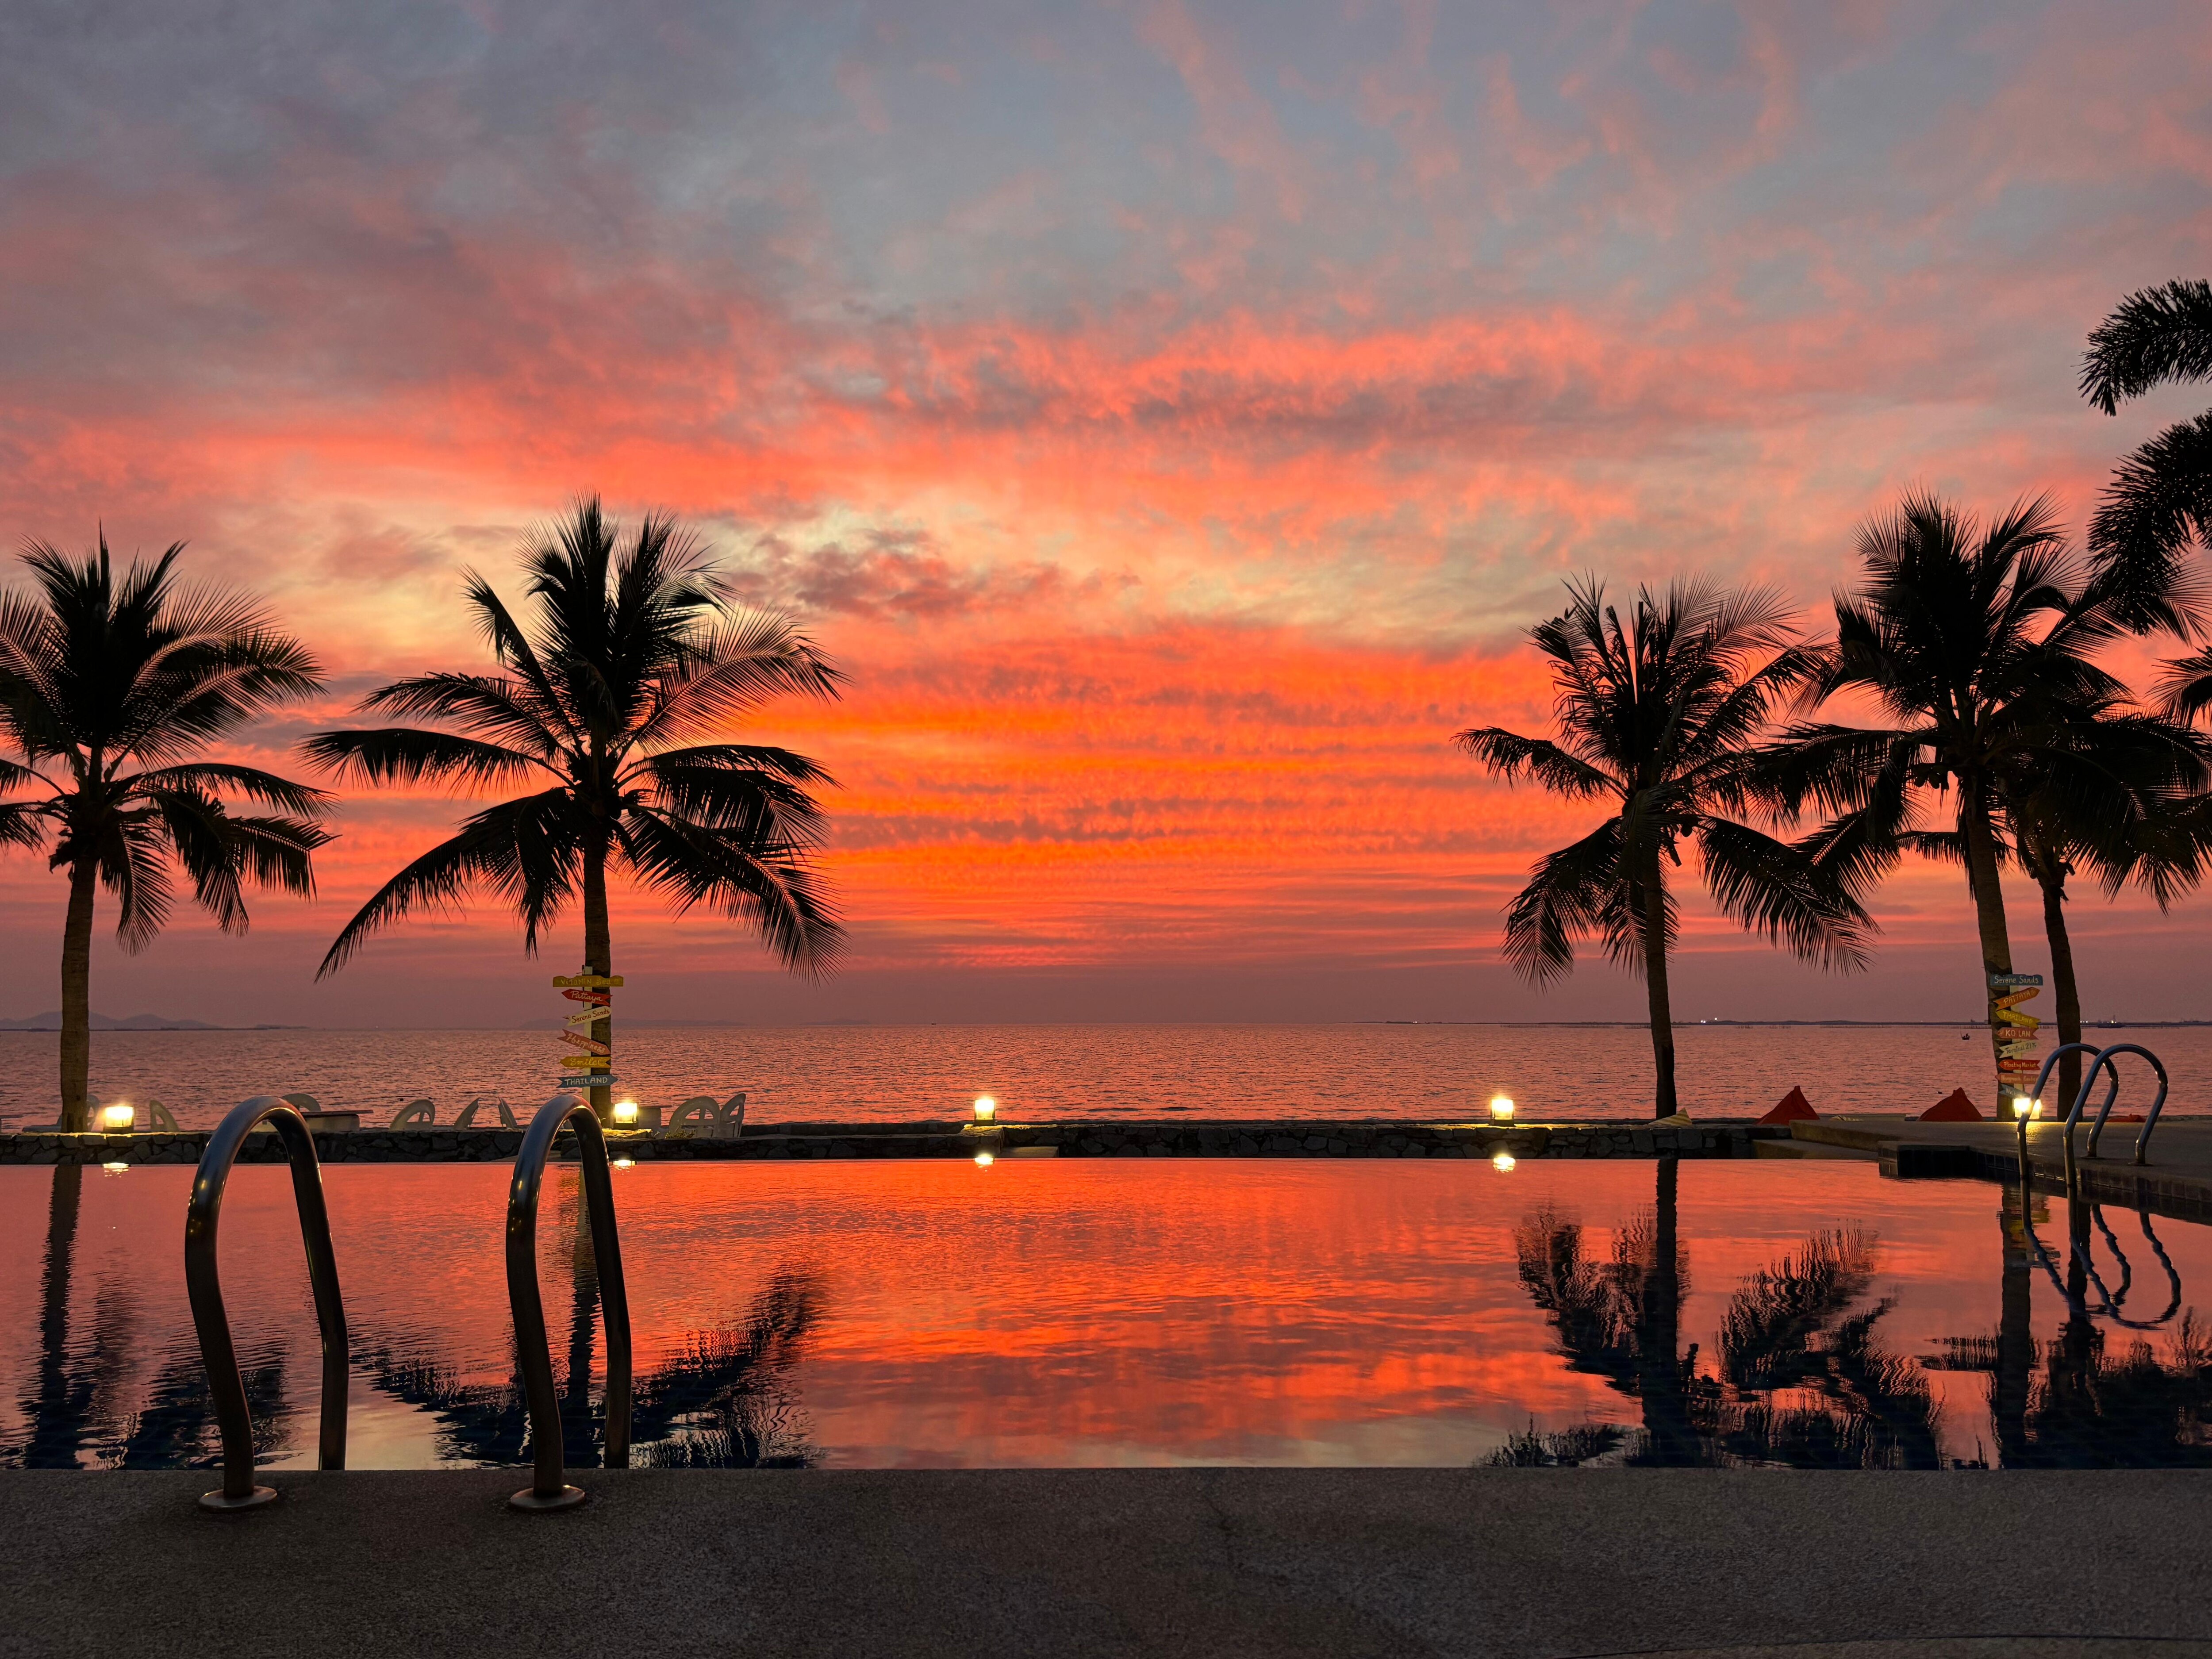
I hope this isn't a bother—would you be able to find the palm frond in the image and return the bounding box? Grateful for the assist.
[300,727,549,791]
[1696,817,1874,973]
[615,807,844,976]
[317,789,580,976]
[1500,820,1625,987]
[2081,278,2212,415]
[1452,728,1615,799]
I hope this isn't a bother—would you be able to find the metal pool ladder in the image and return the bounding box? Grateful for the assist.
[2023,1041,2171,1167]
[505,1092,633,1510]
[185,1095,350,1512]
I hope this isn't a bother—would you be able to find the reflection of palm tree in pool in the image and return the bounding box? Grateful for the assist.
[343,1266,827,1470]
[4,1165,296,1470]
[14,1166,90,1466]
[1504,1159,1939,1467]
[1932,1188,2212,1467]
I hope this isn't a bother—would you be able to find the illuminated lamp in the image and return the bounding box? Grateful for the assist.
[101,1161,129,1175]
[612,1099,640,1128]
[1491,1151,1517,1173]
[973,1096,997,1123]
[611,1156,635,1171]
[974,1151,995,1167]
[100,1102,136,1132]
[2011,1096,2035,1121]
[1489,1095,1516,1122]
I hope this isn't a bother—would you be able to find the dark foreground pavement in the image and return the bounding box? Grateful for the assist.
[3,1468,2209,1659]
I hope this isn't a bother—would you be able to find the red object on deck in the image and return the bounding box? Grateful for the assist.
[1919,1087,1982,1122]
[1758,1087,1818,1125]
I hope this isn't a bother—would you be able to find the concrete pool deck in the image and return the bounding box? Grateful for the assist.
[3,1468,2208,1658]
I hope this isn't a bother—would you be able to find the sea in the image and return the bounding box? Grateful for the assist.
[1,1021,2204,1131]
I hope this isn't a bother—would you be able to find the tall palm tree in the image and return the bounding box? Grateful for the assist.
[1456,578,1873,1118]
[305,499,844,1123]
[2080,278,2212,624]
[1778,493,2148,1109]
[0,537,330,1130]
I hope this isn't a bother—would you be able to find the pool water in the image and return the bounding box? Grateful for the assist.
[4,1158,2208,1471]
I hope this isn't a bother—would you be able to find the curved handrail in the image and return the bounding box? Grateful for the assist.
[506,1092,632,1510]
[184,1096,349,1512]
[2022,1040,2171,1168]
[2076,1043,2170,1164]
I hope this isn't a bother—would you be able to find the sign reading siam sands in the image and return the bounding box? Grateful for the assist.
[553,972,622,1091]
[1990,972,2042,1102]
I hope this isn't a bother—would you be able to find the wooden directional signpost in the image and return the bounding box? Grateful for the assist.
[1991,971,2043,1109]
[553,972,622,1114]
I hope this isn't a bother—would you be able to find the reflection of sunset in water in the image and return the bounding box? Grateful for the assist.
[4,1160,2209,1469]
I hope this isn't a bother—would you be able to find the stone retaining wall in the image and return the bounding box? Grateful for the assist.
[0,1119,1778,1166]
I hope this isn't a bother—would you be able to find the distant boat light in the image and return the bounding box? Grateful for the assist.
[100,1102,136,1132]
[1489,1095,1515,1122]
[973,1096,997,1123]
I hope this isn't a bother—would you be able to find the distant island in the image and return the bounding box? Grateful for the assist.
[0,1012,301,1031]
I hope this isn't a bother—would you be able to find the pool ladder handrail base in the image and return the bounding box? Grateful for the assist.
[506,1091,632,1512]
[185,1095,350,1513]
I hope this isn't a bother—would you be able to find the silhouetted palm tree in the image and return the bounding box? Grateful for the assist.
[305,499,843,1122]
[1905,701,2210,1110]
[1778,494,2147,1108]
[2080,278,2212,625]
[1457,578,1872,1118]
[0,537,329,1129]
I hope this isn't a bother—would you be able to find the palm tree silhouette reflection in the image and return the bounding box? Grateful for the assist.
[4,1164,824,1473]
[1499,1159,1940,1467]
[1929,1186,2212,1467]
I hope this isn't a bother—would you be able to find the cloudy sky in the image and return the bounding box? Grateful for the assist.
[3,0,2210,1027]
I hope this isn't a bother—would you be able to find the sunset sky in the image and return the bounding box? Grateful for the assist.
[4,1,2211,1028]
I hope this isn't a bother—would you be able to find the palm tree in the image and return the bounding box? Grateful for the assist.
[0,537,330,1131]
[305,499,843,1124]
[2079,278,2212,623]
[1456,578,1873,1118]
[1997,713,2209,1111]
[1778,492,2150,1109]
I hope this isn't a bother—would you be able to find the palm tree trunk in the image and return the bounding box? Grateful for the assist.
[58,860,97,1134]
[2037,868,2084,1120]
[1961,791,2017,1112]
[1642,876,1678,1118]
[582,832,613,1127]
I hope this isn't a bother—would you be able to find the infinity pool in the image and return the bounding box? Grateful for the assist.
[4,1158,2207,1470]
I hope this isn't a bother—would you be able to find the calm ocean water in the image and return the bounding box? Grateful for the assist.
[0,1021,2203,1131]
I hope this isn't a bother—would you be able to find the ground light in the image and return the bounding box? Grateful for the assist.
[100,1102,135,1131]
[973,1095,997,1123]
[1489,1095,1515,1122]
[101,1162,128,1175]
[611,1157,635,1171]
[612,1098,640,1127]
[974,1151,994,1167]
[1491,1151,1516,1172]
